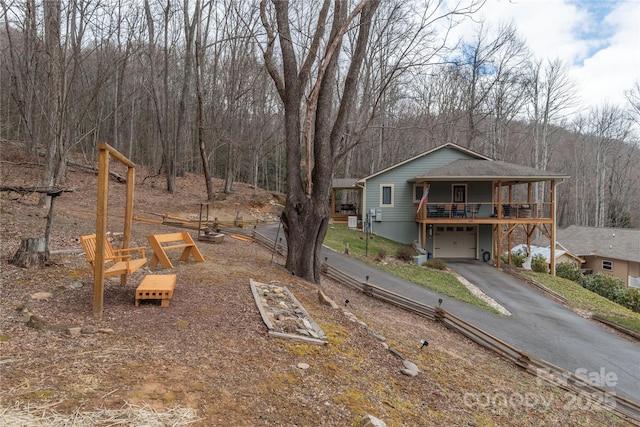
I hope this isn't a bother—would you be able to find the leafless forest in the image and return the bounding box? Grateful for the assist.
[2,0,639,229]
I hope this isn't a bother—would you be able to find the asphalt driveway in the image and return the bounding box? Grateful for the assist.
[259,224,640,402]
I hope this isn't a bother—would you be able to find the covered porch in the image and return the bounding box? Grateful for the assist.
[330,178,363,225]
[410,159,569,274]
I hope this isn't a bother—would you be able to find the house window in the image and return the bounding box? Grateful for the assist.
[380,184,394,207]
[602,260,613,271]
[452,184,466,203]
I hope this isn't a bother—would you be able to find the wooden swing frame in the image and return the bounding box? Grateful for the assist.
[92,142,136,318]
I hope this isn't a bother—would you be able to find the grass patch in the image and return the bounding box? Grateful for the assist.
[374,263,500,314]
[324,224,406,257]
[324,224,500,314]
[524,272,640,333]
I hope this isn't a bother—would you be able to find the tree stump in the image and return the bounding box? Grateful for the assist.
[12,237,49,268]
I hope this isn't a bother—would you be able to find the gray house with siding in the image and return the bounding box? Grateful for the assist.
[355,143,569,271]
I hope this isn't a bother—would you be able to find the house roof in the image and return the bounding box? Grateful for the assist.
[332,178,360,189]
[534,225,640,263]
[357,143,490,184]
[408,159,570,183]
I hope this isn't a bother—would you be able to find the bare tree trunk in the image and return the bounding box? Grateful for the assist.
[39,0,63,209]
[261,0,378,282]
[194,0,214,200]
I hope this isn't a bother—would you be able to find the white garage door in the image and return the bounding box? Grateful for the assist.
[434,225,477,259]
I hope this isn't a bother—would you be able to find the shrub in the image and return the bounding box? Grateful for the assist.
[511,250,527,268]
[395,246,415,262]
[579,273,627,305]
[500,252,509,265]
[627,288,640,313]
[425,258,447,270]
[500,250,526,268]
[531,254,549,273]
[578,275,639,313]
[375,249,387,262]
[556,261,582,282]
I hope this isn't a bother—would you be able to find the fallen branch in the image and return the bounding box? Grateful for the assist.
[67,161,126,183]
[0,186,69,196]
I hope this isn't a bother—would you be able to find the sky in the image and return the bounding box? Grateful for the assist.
[451,0,640,116]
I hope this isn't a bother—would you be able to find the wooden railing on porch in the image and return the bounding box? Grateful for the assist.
[415,202,552,221]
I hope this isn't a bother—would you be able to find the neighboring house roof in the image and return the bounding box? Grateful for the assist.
[511,243,584,265]
[357,142,491,184]
[534,225,640,263]
[408,159,570,183]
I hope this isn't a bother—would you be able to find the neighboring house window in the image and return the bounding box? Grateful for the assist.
[602,260,613,271]
[380,184,394,207]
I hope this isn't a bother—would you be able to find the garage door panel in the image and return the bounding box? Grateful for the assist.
[434,225,477,258]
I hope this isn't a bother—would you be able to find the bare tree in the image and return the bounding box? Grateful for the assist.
[524,58,577,202]
[260,0,484,282]
[194,0,214,200]
[143,0,180,192]
[260,0,380,282]
[626,80,640,132]
[447,23,528,153]
[586,105,634,227]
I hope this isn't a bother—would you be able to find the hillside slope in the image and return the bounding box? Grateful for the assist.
[0,150,627,426]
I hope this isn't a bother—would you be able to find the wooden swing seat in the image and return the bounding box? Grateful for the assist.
[80,234,147,277]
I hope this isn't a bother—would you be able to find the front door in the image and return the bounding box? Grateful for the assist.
[452,184,466,203]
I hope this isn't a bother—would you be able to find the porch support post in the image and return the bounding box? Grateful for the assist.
[526,183,532,250]
[496,181,502,270]
[422,182,428,219]
[550,179,557,275]
[331,188,336,217]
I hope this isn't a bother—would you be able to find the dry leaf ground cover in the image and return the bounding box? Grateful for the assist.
[0,148,628,426]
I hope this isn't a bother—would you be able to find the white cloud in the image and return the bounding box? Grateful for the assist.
[447,0,640,112]
[570,1,640,110]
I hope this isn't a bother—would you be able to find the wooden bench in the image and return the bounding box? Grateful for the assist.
[80,234,147,277]
[147,232,205,269]
[135,274,176,307]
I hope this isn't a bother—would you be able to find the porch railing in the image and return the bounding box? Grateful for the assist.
[415,202,552,221]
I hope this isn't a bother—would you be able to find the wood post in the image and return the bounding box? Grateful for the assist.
[93,147,109,318]
[550,180,556,276]
[93,142,136,318]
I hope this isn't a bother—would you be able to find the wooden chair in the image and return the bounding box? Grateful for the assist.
[467,203,481,218]
[453,203,466,218]
[80,234,147,277]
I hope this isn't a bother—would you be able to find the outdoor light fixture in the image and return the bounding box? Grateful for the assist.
[420,339,429,349]
[438,298,443,307]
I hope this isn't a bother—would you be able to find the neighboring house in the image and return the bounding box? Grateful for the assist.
[535,226,640,288]
[511,243,584,270]
[354,143,570,271]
